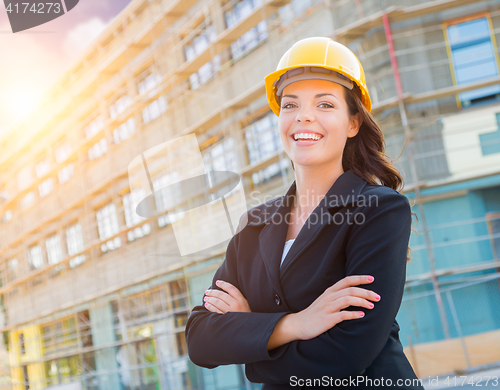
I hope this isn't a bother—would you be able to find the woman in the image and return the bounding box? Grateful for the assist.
[185,37,423,389]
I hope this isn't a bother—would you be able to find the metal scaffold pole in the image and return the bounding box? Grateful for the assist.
[381,9,451,339]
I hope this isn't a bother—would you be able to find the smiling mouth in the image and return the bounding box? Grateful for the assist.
[292,133,324,142]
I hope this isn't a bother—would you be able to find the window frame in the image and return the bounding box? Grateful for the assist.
[443,12,500,109]
[95,202,121,253]
[46,234,64,265]
[28,244,44,271]
[486,212,500,261]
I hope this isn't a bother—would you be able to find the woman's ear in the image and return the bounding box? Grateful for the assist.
[348,112,362,138]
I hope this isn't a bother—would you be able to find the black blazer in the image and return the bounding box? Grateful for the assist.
[185,169,424,389]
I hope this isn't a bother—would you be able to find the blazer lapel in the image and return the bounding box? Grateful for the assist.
[251,181,296,300]
[280,170,367,279]
[251,169,367,288]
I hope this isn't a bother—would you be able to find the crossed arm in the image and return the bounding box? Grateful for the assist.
[185,192,412,382]
[185,231,292,367]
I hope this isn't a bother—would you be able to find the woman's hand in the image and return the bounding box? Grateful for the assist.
[203,280,251,314]
[289,275,380,341]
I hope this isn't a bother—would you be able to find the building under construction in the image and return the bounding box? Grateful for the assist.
[1,0,500,388]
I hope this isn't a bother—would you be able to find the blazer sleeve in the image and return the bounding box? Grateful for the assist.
[185,218,292,368]
[245,191,412,383]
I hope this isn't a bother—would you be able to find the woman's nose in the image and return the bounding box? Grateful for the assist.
[295,108,314,122]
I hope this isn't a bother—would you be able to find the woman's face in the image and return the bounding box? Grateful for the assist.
[278,79,361,171]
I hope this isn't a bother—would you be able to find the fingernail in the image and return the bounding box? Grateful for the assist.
[374,294,381,300]
[359,312,365,317]
[204,297,208,301]
[367,276,374,282]
[216,280,221,285]
[369,302,374,308]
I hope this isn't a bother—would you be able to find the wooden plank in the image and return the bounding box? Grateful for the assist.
[404,329,500,378]
[165,0,200,17]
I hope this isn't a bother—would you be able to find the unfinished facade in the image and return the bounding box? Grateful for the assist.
[0,0,500,389]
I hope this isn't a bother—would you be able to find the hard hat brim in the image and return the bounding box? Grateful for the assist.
[265,64,372,116]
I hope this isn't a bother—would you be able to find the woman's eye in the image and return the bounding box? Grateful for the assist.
[281,103,296,109]
[319,102,334,108]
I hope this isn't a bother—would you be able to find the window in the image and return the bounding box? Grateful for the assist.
[55,142,72,164]
[183,20,216,62]
[88,138,108,161]
[170,280,189,309]
[113,118,136,145]
[21,192,35,207]
[84,115,104,139]
[125,294,150,322]
[203,137,238,172]
[28,245,44,270]
[184,45,195,63]
[39,178,54,197]
[157,212,186,228]
[224,0,262,29]
[19,333,25,354]
[142,96,167,124]
[66,223,84,256]
[96,203,121,253]
[109,95,132,121]
[41,316,79,355]
[478,111,500,156]
[244,111,281,164]
[69,255,86,268]
[188,55,221,90]
[154,172,186,227]
[123,190,151,241]
[66,222,86,269]
[224,0,267,60]
[44,360,58,386]
[150,287,168,314]
[487,212,500,260]
[243,111,290,185]
[2,210,12,223]
[201,137,239,199]
[230,21,267,60]
[36,159,51,178]
[138,72,162,96]
[54,323,63,353]
[252,159,290,186]
[78,311,92,348]
[41,325,53,354]
[58,163,74,184]
[63,318,78,347]
[198,58,219,84]
[123,190,144,226]
[446,16,500,108]
[175,331,188,356]
[183,18,220,90]
[46,235,63,265]
[97,203,120,239]
[153,171,180,213]
[278,0,322,25]
[7,258,18,282]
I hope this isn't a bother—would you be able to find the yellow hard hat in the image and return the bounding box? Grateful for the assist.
[265,37,372,115]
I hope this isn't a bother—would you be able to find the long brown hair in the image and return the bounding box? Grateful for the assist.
[289,84,417,262]
[345,84,417,262]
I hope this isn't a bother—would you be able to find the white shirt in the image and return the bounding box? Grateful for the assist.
[281,239,296,267]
